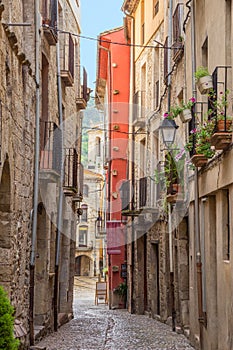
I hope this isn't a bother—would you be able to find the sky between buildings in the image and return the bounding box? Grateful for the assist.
[80,0,124,94]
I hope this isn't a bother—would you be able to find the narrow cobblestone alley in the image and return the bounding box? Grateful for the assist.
[36,277,194,350]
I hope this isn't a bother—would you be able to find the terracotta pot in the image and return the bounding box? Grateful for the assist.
[180,109,192,123]
[191,154,208,167]
[197,75,213,95]
[217,119,232,132]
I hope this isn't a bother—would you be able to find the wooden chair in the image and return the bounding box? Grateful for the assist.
[95,281,107,305]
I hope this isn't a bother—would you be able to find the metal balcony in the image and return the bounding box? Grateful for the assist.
[60,33,75,86]
[63,148,78,196]
[133,91,146,127]
[39,121,61,180]
[76,67,89,109]
[41,0,57,45]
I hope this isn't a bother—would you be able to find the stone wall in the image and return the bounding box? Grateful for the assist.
[0,0,82,347]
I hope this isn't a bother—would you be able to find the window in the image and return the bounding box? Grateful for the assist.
[222,189,230,260]
[164,37,168,83]
[79,226,88,247]
[153,0,159,17]
[83,184,89,197]
[155,80,159,109]
[141,0,145,44]
[172,4,184,61]
[81,204,88,222]
[96,137,101,157]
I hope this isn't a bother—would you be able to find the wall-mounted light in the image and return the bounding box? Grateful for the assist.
[113,89,120,95]
[159,118,178,148]
[112,63,118,68]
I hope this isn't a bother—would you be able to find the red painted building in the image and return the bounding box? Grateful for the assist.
[96,26,130,308]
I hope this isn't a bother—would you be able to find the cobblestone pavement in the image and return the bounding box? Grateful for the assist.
[37,277,194,350]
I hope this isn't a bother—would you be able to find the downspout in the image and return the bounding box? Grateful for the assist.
[122,7,135,314]
[98,43,112,305]
[29,0,40,344]
[54,0,65,331]
[167,0,176,331]
[190,0,205,344]
[98,43,112,221]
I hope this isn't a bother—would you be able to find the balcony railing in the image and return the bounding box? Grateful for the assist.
[60,33,75,86]
[41,0,57,45]
[63,148,78,195]
[136,176,158,209]
[133,91,146,127]
[190,66,232,156]
[76,67,88,109]
[40,121,61,174]
[172,3,184,62]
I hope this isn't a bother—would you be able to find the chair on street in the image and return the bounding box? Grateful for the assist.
[95,281,107,305]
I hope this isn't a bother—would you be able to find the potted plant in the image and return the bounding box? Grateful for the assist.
[154,149,186,203]
[207,89,233,149]
[114,282,127,308]
[194,66,213,94]
[186,122,215,167]
[169,97,195,123]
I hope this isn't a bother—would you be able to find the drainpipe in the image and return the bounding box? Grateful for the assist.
[122,7,135,314]
[167,0,176,331]
[98,44,112,222]
[54,0,65,331]
[29,0,40,344]
[98,43,112,305]
[190,0,204,346]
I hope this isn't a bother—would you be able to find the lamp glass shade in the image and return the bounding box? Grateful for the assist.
[160,118,178,147]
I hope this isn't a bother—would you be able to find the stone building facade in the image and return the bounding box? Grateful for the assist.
[122,0,233,349]
[76,168,105,278]
[0,0,87,348]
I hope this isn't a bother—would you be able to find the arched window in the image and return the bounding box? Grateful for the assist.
[79,226,88,247]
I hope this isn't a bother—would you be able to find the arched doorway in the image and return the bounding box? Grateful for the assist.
[0,159,12,289]
[75,255,93,276]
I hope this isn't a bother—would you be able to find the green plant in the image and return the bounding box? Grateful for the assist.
[155,149,187,191]
[103,267,108,274]
[186,121,215,158]
[114,282,127,299]
[194,66,210,81]
[0,286,19,350]
[208,89,233,122]
[165,97,195,120]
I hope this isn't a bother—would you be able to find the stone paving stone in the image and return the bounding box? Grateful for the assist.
[37,277,194,350]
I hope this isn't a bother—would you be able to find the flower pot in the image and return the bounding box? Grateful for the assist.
[197,75,213,95]
[211,132,232,150]
[180,109,192,123]
[216,119,232,132]
[191,154,208,167]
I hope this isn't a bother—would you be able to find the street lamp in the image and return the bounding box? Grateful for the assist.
[160,117,179,149]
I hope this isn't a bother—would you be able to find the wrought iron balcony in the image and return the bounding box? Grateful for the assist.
[63,148,78,196]
[39,121,61,178]
[60,33,75,86]
[76,67,89,109]
[41,0,57,45]
[133,91,146,127]
[172,3,184,63]
[136,176,158,209]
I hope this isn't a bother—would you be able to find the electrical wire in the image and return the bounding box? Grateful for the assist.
[42,25,177,50]
[82,126,147,135]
